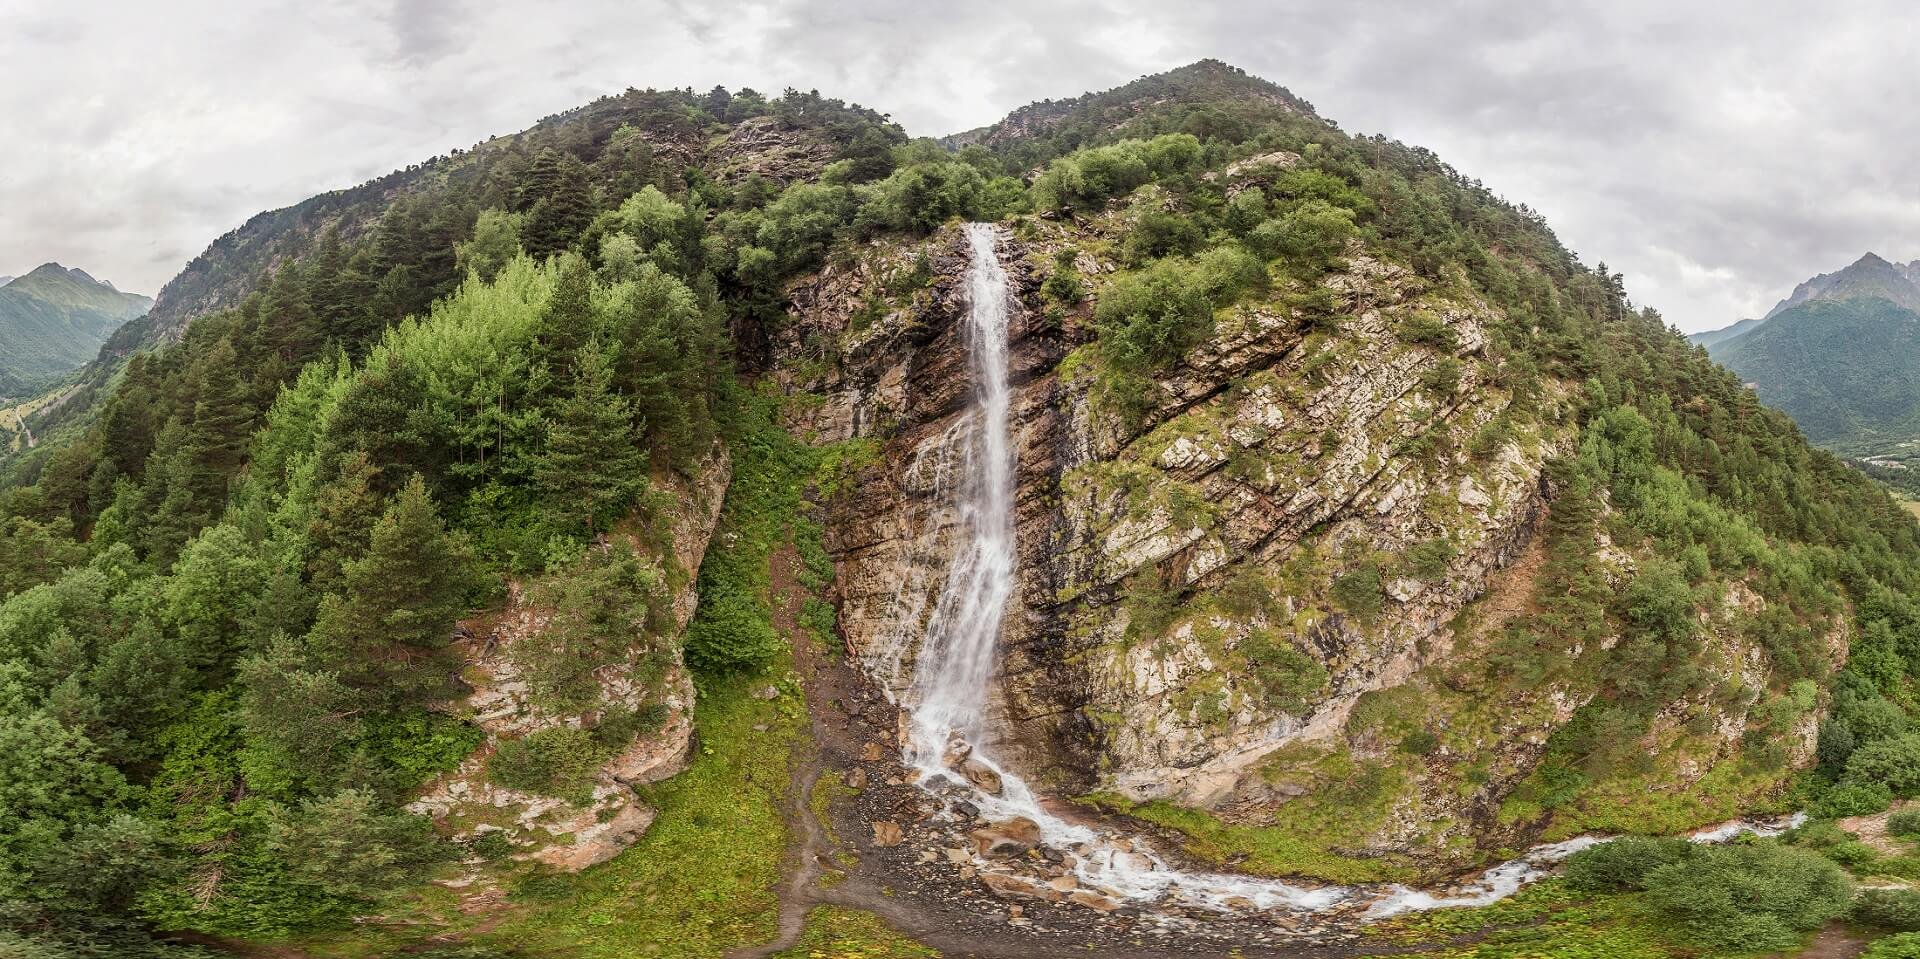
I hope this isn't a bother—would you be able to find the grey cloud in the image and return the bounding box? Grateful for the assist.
[1,0,1916,331]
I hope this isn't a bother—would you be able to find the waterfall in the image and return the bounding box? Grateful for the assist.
[892,223,1802,919]
[903,222,1020,771]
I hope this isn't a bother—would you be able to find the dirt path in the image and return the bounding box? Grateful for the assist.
[1793,924,1868,959]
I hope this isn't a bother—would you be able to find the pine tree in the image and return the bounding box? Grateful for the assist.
[534,253,597,376]
[306,475,473,706]
[537,343,646,534]
[304,450,385,596]
[517,149,595,259]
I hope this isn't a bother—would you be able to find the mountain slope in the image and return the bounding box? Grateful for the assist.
[0,60,1917,957]
[0,263,150,395]
[1697,254,1920,453]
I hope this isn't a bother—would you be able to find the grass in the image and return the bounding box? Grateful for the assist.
[480,665,805,958]
[769,907,938,959]
[1078,790,1418,884]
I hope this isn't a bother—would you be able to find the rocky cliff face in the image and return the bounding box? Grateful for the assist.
[775,204,1835,871]
[775,201,1560,811]
[409,450,730,875]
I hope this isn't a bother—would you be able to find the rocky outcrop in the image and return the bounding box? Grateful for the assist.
[409,448,730,873]
[776,214,1565,808]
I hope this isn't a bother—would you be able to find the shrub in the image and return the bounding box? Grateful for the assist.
[1236,628,1327,712]
[1823,840,1881,869]
[1850,735,1920,796]
[1330,565,1385,621]
[1562,836,1696,891]
[1865,933,1920,959]
[1397,310,1459,350]
[487,727,610,805]
[1890,809,1920,837]
[1641,842,1853,950]
[1404,539,1456,580]
[1818,780,1896,818]
[1125,211,1205,264]
[1860,889,1920,932]
[1249,199,1356,272]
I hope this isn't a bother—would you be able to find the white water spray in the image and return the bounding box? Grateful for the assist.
[894,222,1802,921]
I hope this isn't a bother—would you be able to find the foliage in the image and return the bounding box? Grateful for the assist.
[1639,842,1853,950]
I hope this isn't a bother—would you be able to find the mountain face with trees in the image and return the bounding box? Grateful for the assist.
[1693,253,1920,455]
[3,59,1920,958]
[0,263,150,397]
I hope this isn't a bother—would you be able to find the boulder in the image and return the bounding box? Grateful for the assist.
[970,816,1042,858]
[871,820,905,847]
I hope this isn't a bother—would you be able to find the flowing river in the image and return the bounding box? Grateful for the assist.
[892,221,1799,919]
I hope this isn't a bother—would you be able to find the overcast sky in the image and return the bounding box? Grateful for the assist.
[4,0,1916,331]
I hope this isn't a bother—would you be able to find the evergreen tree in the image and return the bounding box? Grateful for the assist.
[306,476,473,706]
[516,148,595,258]
[536,343,646,533]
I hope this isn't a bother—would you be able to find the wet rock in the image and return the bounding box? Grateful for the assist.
[1068,889,1123,913]
[871,821,905,847]
[959,757,1003,795]
[980,872,1053,901]
[1047,875,1079,892]
[944,847,971,863]
[970,817,1042,858]
[951,799,979,820]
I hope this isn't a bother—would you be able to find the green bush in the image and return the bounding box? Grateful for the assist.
[1404,539,1456,580]
[1562,836,1696,891]
[487,727,610,805]
[1818,780,1896,818]
[1890,809,1920,837]
[1852,736,1920,796]
[1865,933,1920,959]
[1124,211,1204,264]
[1330,565,1385,621]
[1236,628,1327,711]
[1641,842,1853,950]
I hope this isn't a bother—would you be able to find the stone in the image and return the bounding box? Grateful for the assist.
[753,685,780,700]
[844,768,868,789]
[979,872,1052,901]
[871,821,905,847]
[861,741,886,762]
[1047,875,1079,892]
[1068,890,1123,913]
[959,757,1003,795]
[970,817,1042,858]
[952,799,979,820]
[944,847,971,863]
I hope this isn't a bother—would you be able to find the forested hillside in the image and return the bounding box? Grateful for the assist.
[4,60,1920,958]
[1695,254,1920,456]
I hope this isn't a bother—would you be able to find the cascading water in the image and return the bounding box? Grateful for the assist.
[892,222,1803,921]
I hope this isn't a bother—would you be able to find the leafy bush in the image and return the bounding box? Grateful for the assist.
[1562,836,1695,891]
[1865,933,1920,959]
[1818,780,1895,818]
[1890,809,1920,837]
[487,727,610,805]
[1124,211,1204,264]
[1396,310,1459,350]
[1236,628,1327,711]
[1851,735,1920,796]
[1861,888,1920,931]
[1330,565,1385,621]
[1092,246,1264,373]
[1641,842,1853,950]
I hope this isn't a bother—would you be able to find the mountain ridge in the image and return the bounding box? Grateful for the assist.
[0,261,151,396]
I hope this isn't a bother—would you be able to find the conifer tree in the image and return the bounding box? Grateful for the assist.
[306,475,473,705]
[517,148,595,258]
[536,343,646,534]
